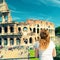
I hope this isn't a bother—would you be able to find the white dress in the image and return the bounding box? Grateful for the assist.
[34,40,55,60]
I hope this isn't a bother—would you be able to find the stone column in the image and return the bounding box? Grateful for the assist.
[20,38,23,45]
[14,37,16,46]
[14,24,17,34]
[2,26,4,35]
[33,37,35,44]
[2,38,4,46]
[8,13,12,23]
[2,15,5,23]
[8,25,10,34]
[28,38,29,46]
[8,37,10,46]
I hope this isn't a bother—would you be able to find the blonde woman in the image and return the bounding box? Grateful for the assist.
[35,29,56,60]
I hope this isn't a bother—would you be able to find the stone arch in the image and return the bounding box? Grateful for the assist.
[29,37,32,43]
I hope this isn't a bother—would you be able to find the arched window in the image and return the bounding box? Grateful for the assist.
[18,27,21,32]
[0,27,2,33]
[10,38,14,45]
[0,38,2,45]
[16,38,20,45]
[48,26,50,28]
[4,27,8,33]
[23,27,28,31]
[24,39,28,44]
[37,28,39,33]
[29,37,32,43]
[37,37,39,40]
[10,26,14,33]
[37,24,39,27]
[35,37,36,40]
[4,38,8,45]
[33,28,36,33]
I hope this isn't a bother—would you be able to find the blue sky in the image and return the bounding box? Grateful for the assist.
[6,0,60,27]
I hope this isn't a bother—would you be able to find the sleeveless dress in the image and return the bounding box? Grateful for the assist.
[34,40,55,60]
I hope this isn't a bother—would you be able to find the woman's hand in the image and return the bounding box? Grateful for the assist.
[35,48,39,58]
[52,48,56,57]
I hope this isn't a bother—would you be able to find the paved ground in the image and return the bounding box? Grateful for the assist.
[12,59,29,60]
[0,59,30,60]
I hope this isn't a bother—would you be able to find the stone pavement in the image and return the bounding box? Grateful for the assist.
[0,59,30,60]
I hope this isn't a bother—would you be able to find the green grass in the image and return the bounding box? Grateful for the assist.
[30,58,38,60]
[29,50,35,57]
[29,50,39,60]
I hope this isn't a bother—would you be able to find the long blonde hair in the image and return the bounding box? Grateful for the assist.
[39,29,50,50]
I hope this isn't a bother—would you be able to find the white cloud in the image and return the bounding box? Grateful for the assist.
[8,4,22,14]
[39,0,60,7]
[10,10,22,13]
[52,0,60,4]
[8,4,24,14]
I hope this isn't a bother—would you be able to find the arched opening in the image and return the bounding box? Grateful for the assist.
[5,16,8,22]
[24,39,28,44]
[0,27,2,33]
[4,38,8,45]
[16,38,20,45]
[10,26,14,33]
[37,24,39,27]
[18,27,21,32]
[35,37,36,41]
[37,28,39,33]
[29,37,32,43]
[23,27,28,31]
[33,28,36,33]
[37,37,39,40]
[0,38,2,45]
[4,26,8,33]
[10,38,14,45]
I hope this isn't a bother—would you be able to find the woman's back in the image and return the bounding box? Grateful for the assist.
[39,40,55,60]
[35,29,56,60]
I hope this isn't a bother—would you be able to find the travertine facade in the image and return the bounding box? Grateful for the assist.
[0,19,55,47]
[0,0,55,59]
[0,0,55,48]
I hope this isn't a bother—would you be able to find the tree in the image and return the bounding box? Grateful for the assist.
[55,26,60,35]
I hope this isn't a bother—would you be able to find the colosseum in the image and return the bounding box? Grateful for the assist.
[0,0,55,59]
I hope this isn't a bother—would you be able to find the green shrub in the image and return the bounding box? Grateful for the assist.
[54,45,60,60]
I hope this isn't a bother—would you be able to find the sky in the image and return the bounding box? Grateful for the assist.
[5,0,60,27]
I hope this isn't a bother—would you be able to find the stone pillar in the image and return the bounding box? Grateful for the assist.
[2,15,5,23]
[8,37,10,46]
[33,37,35,44]
[20,38,23,45]
[14,37,16,46]
[2,38,4,46]
[8,13,12,23]
[14,24,17,34]
[8,25,10,34]
[2,26,4,35]
[36,28,37,34]
[28,38,29,46]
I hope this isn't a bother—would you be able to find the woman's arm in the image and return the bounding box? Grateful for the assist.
[52,48,56,57]
[35,48,39,58]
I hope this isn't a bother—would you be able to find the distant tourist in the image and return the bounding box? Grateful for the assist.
[35,29,56,60]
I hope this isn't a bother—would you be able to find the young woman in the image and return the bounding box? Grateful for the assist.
[35,29,56,60]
